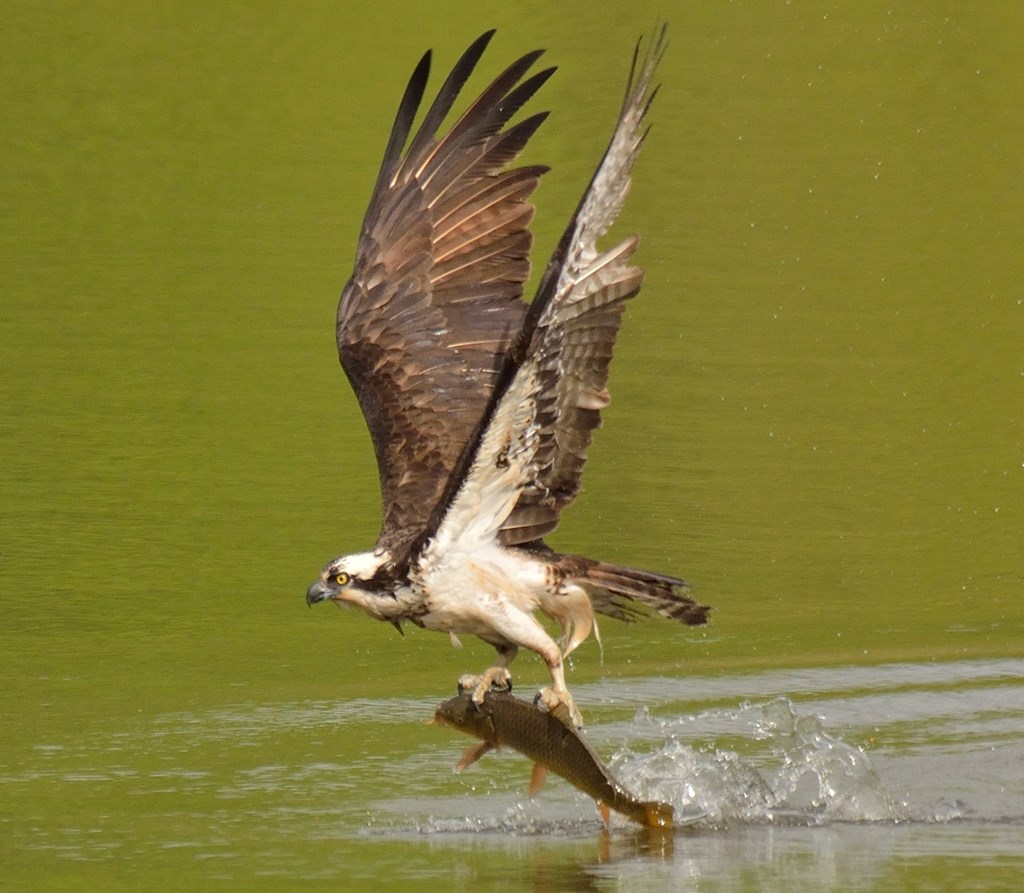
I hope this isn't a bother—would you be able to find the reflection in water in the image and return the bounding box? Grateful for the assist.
[5,659,1024,888]
[371,659,1024,890]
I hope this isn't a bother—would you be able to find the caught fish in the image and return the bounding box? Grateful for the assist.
[435,689,674,829]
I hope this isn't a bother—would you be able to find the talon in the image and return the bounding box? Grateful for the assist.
[457,673,480,696]
[489,668,512,692]
[460,667,513,705]
[537,686,584,728]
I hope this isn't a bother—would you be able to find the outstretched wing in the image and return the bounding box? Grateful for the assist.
[337,32,554,554]
[498,26,668,545]
[414,27,667,565]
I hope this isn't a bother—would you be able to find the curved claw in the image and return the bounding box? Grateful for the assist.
[458,668,513,704]
[537,686,584,728]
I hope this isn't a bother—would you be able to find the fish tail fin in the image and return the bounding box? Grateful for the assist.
[642,800,675,829]
[575,560,711,627]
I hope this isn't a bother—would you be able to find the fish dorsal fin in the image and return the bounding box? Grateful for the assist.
[456,740,494,772]
[528,762,549,797]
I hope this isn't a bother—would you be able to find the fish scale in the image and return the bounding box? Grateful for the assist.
[435,689,674,829]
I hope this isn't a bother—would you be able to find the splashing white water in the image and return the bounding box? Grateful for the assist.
[610,696,904,826]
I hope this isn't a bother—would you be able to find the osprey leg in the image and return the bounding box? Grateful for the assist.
[459,595,584,727]
[458,642,516,699]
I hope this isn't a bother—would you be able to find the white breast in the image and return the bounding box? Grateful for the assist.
[414,543,548,637]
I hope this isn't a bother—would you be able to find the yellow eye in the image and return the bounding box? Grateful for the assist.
[334,572,350,586]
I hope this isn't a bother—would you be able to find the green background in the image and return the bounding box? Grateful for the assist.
[3,1,1021,889]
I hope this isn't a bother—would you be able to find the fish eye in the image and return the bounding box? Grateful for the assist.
[334,572,350,586]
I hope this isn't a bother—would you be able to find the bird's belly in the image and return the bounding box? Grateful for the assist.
[415,549,548,638]
[418,588,533,638]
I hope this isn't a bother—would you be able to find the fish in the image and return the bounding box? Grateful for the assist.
[434,689,674,829]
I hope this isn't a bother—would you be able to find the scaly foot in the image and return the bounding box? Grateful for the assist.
[537,686,583,728]
[458,667,512,705]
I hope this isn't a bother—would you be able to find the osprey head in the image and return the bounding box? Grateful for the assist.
[305,550,392,610]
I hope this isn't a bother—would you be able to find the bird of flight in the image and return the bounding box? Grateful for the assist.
[306,26,710,726]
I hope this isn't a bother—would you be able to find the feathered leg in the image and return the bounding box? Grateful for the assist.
[458,592,584,727]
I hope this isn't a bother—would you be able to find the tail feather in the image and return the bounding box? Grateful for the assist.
[574,560,711,626]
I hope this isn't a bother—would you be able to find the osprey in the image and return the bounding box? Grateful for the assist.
[306,26,709,726]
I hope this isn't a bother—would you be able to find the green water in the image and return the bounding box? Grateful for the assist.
[3,2,1022,890]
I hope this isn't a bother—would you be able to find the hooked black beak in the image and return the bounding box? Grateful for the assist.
[306,579,333,607]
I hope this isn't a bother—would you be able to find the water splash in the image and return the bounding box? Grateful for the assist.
[610,696,904,827]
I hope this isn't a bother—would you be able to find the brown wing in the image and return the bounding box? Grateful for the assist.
[336,31,554,554]
[497,26,667,546]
